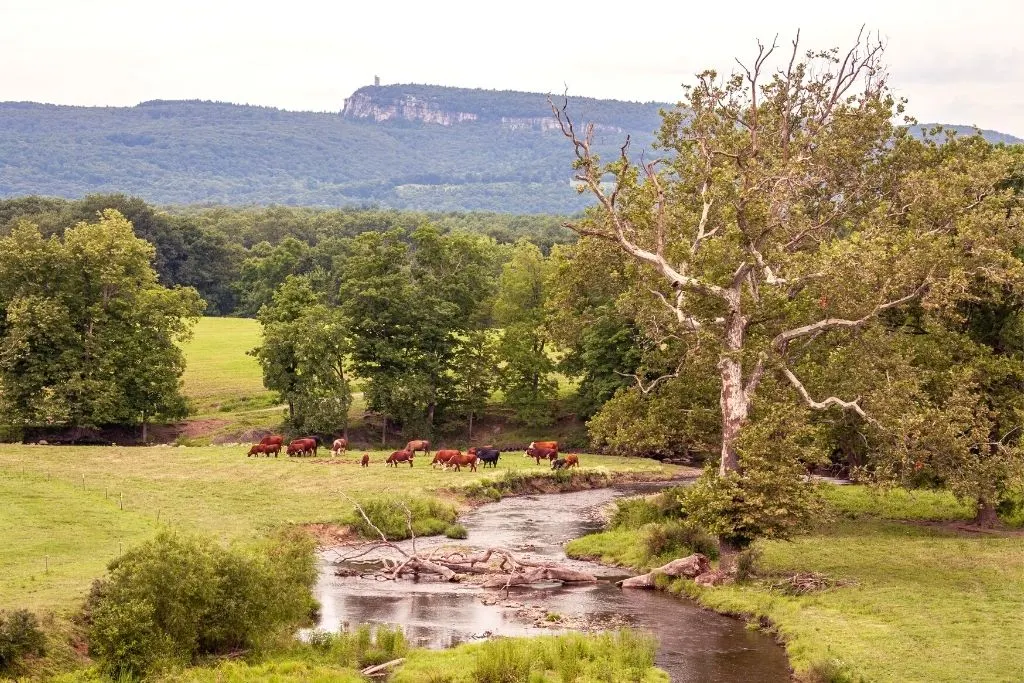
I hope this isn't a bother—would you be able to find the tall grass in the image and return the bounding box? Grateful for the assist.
[392,630,666,683]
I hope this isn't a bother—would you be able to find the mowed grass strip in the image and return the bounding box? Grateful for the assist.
[0,444,677,612]
[180,317,271,414]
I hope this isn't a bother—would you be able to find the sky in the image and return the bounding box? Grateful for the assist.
[1,0,1022,136]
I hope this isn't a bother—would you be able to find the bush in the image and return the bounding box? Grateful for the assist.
[0,609,46,674]
[444,524,468,539]
[641,521,718,561]
[87,529,317,679]
[347,496,458,540]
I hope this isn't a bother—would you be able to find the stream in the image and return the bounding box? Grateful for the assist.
[313,484,790,682]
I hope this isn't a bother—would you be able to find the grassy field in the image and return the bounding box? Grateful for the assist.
[0,444,678,613]
[568,485,1024,683]
[180,317,273,416]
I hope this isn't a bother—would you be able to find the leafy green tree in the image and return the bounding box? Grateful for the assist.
[555,36,1024,544]
[250,275,352,435]
[494,241,557,426]
[0,211,203,437]
[339,227,497,436]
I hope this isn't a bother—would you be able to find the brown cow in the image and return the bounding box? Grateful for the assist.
[444,452,478,472]
[564,454,579,468]
[405,440,431,457]
[259,434,284,447]
[387,449,414,467]
[431,449,461,468]
[529,440,558,451]
[287,438,317,457]
[361,453,370,467]
[247,444,266,457]
[526,446,558,464]
[331,438,348,456]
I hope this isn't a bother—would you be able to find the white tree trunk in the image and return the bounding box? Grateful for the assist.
[718,357,747,475]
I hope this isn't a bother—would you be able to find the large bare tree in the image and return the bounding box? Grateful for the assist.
[554,31,1016,477]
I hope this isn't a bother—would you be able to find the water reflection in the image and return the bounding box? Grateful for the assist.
[314,486,790,682]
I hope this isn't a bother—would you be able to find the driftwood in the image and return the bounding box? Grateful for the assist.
[333,492,596,587]
[617,554,711,588]
[361,657,406,677]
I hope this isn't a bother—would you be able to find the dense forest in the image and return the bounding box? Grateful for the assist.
[0,195,574,316]
[1,83,1018,213]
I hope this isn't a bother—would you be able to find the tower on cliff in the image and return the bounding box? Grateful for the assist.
[374,75,380,86]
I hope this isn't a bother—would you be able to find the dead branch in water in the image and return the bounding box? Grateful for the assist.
[332,493,597,586]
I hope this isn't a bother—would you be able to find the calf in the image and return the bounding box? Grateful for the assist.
[526,446,558,465]
[551,457,567,470]
[247,443,266,457]
[386,449,414,467]
[361,453,370,467]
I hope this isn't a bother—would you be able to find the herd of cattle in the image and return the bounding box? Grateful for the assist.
[246,436,579,470]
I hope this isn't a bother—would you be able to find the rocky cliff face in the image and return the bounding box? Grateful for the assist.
[342,92,478,126]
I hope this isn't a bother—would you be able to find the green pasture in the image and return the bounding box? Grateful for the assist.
[569,485,1024,683]
[0,444,677,613]
[180,317,272,415]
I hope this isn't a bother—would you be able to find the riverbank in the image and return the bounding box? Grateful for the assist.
[566,484,1024,682]
[0,444,683,678]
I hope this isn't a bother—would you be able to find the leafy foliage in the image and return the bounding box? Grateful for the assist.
[86,529,317,680]
[0,609,45,674]
[345,496,459,540]
[0,210,204,431]
[250,275,352,434]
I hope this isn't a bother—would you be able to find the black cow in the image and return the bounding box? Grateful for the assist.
[551,458,567,470]
[471,447,501,468]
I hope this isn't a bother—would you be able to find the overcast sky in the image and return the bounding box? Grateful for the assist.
[2,0,1022,136]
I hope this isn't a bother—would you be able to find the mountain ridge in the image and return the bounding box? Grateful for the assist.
[0,84,1019,214]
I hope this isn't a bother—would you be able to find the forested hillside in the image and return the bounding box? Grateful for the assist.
[1,83,1017,213]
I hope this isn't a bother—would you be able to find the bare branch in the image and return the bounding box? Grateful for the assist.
[772,277,931,350]
[782,366,872,421]
[614,363,683,395]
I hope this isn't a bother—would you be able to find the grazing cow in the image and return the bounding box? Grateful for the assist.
[259,434,284,447]
[526,446,558,465]
[564,454,579,468]
[247,444,266,457]
[331,438,348,456]
[405,440,431,457]
[361,453,370,467]
[445,452,478,472]
[287,438,317,457]
[387,449,415,467]
[470,447,501,468]
[431,449,461,468]
[529,441,558,451]
[551,457,567,470]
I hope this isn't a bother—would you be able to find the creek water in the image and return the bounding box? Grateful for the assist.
[313,484,790,682]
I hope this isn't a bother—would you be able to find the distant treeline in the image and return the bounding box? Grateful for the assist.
[0,194,575,316]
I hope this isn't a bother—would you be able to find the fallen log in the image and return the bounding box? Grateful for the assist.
[617,554,711,588]
[481,566,597,588]
[361,657,405,677]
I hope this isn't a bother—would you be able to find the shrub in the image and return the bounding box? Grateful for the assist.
[347,496,458,540]
[444,524,468,539]
[0,609,46,674]
[88,529,317,679]
[641,521,718,561]
[734,547,762,582]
